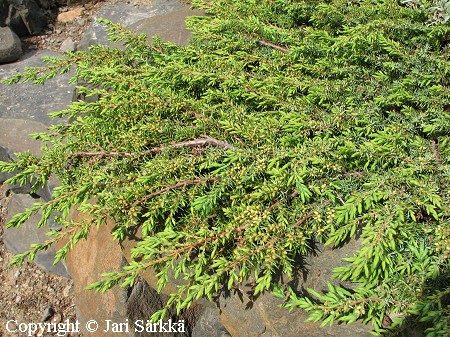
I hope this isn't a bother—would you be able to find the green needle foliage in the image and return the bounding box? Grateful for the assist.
[1,0,450,335]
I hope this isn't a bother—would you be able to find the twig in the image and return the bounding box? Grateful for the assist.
[430,139,443,166]
[342,171,364,178]
[149,136,235,152]
[72,136,235,158]
[257,40,291,53]
[293,209,316,227]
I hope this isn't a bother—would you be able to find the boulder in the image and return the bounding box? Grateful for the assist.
[0,26,22,64]
[5,0,48,36]
[63,210,203,337]
[3,193,69,277]
[62,210,133,337]
[0,48,71,278]
[0,119,60,199]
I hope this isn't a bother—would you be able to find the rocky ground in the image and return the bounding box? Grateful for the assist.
[21,0,110,53]
[20,0,158,53]
[0,1,122,336]
[0,185,79,337]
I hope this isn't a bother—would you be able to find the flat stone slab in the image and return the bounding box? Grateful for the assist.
[0,50,74,126]
[130,5,204,46]
[0,50,72,278]
[4,193,69,277]
[79,0,202,50]
[0,118,47,188]
[0,118,47,156]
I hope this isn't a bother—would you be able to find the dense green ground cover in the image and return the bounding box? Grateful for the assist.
[1,0,450,335]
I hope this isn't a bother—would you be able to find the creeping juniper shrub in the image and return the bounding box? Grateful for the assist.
[1,0,450,335]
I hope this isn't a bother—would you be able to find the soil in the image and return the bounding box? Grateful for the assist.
[0,1,129,336]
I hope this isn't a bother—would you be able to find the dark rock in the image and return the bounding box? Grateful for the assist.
[0,120,59,199]
[0,26,22,64]
[34,174,60,202]
[213,239,373,337]
[127,279,201,337]
[191,307,230,337]
[3,193,69,277]
[0,0,8,27]
[302,239,362,292]
[218,285,372,337]
[0,145,13,184]
[0,119,47,192]
[5,180,34,194]
[35,0,50,10]
[5,0,48,36]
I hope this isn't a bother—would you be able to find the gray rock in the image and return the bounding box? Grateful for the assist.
[3,172,59,203]
[217,279,373,337]
[122,229,373,337]
[0,145,13,184]
[0,118,54,202]
[0,26,22,64]
[75,17,85,27]
[34,174,60,202]
[0,145,11,162]
[0,50,74,126]
[60,37,77,53]
[0,118,47,156]
[3,193,69,277]
[79,0,202,50]
[191,307,230,337]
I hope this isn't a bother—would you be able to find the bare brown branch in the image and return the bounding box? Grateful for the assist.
[72,136,235,158]
[431,139,443,166]
[293,209,316,228]
[257,40,292,53]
